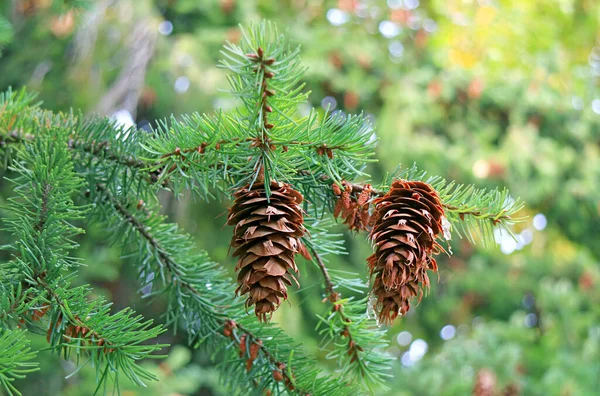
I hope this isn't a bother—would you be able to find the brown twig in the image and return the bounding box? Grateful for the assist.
[69,139,148,170]
[442,204,512,225]
[235,322,306,394]
[308,245,365,368]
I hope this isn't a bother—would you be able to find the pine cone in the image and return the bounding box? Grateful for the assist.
[332,182,372,232]
[473,369,497,396]
[367,180,444,324]
[228,181,310,322]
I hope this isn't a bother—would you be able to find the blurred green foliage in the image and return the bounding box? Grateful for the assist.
[0,0,599,395]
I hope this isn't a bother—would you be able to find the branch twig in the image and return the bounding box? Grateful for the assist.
[308,245,365,369]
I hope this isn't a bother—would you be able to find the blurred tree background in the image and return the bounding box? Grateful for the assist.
[1,0,599,395]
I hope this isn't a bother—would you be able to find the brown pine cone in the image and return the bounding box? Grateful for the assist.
[332,182,372,232]
[228,181,310,322]
[367,180,445,324]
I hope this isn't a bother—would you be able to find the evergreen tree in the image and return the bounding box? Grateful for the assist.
[0,21,522,395]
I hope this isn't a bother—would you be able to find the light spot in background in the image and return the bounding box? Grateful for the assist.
[174,76,190,94]
[158,20,173,36]
[440,324,456,340]
[141,272,155,296]
[387,0,403,9]
[522,293,535,309]
[366,113,377,125]
[367,131,378,144]
[472,316,484,327]
[379,20,401,38]
[405,0,420,10]
[138,120,151,132]
[525,313,537,327]
[532,213,547,231]
[408,339,428,362]
[401,351,414,366]
[520,229,534,245]
[423,19,438,33]
[396,330,412,346]
[370,6,382,19]
[495,226,525,255]
[572,96,584,110]
[331,110,346,122]
[298,103,312,117]
[500,237,517,255]
[515,234,525,250]
[592,99,600,114]
[452,13,469,26]
[389,41,404,57]
[327,8,350,26]
[213,98,237,111]
[205,282,212,290]
[355,3,369,18]
[321,96,337,111]
[472,159,490,178]
[111,109,135,132]
[408,15,421,30]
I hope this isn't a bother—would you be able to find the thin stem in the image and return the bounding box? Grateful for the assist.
[69,139,147,170]
[235,323,307,395]
[34,184,51,232]
[96,183,200,294]
[442,203,512,224]
[0,131,34,146]
[311,245,336,297]
[158,137,254,159]
[308,245,365,372]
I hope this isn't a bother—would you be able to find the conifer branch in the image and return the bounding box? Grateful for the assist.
[1,129,165,393]
[0,329,38,396]
[380,165,525,245]
[309,246,366,370]
[69,138,148,171]
[86,184,359,395]
[0,18,526,394]
[307,243,393,388]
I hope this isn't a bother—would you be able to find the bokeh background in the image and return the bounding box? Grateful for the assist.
[1,0,599,395]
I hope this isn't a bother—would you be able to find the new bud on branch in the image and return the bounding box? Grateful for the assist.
[367,180,445,324]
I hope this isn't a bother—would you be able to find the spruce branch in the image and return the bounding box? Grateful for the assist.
[1,129,165,393]
[380,165,525,245]
[0,17,527,394]
[39,283,167,392]
[89,182,230,338]
[306,243,393,389]
[86,183,359,395]
[143,113,246,198]
[303,219,392,388]
[301,164,523,246]
[219,22,297,192]
[0,329,39,396]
